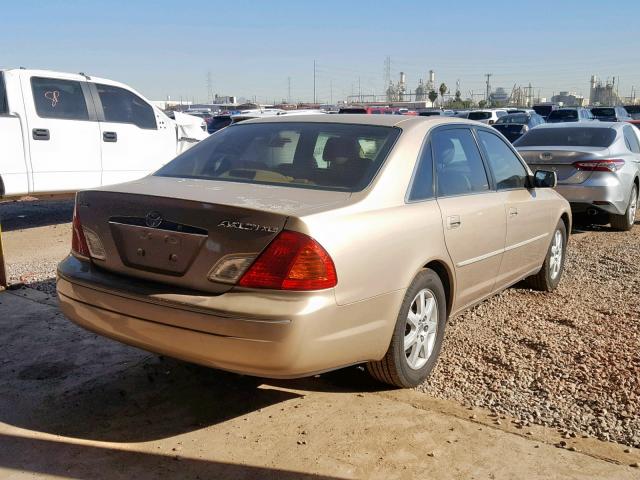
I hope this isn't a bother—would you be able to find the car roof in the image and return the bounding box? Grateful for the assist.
[532,121,620,130]
[239,113,484,129]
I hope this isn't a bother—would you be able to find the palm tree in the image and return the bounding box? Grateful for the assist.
[439,83,448,107]
[428,90,438,107]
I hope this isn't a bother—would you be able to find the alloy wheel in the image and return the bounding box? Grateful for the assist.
[549,229,563,280]
[404,289,438,370]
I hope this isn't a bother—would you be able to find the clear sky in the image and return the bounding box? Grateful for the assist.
[1,0,638,104]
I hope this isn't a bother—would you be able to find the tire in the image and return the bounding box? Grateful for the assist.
[610,185,638,231]
[367,269,447,388]
[524,219,567,292]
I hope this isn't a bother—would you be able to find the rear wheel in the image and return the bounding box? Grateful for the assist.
[524,219,566,291]
[610,185,638,231]
[367,269,447,388]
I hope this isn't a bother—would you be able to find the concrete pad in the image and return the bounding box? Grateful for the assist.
[0,290,638,479]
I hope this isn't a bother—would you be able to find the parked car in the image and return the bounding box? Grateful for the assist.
[623,105,640,120]
[590,106,632,122]
[546,108,595,123]
[0,68,207,199]
[418,110,455,117]
[515,123,639,230]
[466,109,508,125]
[338,106,367,114]
[492,112,545,143]
[207,114,232,134]
[533,104,559,120]
[57,114,570,388]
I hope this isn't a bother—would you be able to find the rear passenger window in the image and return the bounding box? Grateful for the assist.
[409,142,434,201]
[96,83,156,129]
[31,77,89,120]
[477,130,528,190]
[623,126,640,154]
[0,73,7,114]
[433,128,489,197]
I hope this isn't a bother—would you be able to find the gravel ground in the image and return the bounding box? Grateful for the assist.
[422,222,640,448]
[2,200,639,448]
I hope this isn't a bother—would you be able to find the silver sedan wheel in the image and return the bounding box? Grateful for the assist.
[628,188,637,226]
[549,229,563,280]
[404,289,438,370]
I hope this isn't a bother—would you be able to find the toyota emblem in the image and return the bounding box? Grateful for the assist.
[145,211,163,228]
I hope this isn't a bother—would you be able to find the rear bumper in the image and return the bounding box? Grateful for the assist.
[555,182,628,215]
[56,256,403,378]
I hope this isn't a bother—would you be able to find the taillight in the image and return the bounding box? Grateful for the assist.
[573,159,625,172]
[71,204,90,258]
[238,231,337,290]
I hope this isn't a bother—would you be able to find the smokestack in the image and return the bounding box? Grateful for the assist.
[400,72,406,86]
[429,70,435,83]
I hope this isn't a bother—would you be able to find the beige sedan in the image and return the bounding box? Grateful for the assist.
[57,114,571,387]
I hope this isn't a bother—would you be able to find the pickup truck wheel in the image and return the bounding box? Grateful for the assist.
[610,185,637,231]
[367,269,447,388]
[524,220,566,292]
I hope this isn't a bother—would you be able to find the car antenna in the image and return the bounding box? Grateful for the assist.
[79,72,91,80]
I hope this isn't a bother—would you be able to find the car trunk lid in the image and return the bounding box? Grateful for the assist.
[75,177,351,294]
[517,146,610,184]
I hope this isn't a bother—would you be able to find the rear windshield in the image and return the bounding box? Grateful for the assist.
[533,105,553,116]
[624,105,640,114]
[419,111,442,116]
[0,72,7,114]
[155,122,400,192]
[468,111,491,120]
[548,110,578,121]
[339,108,367,114]
[590,108,615,118]
[496,114,528,124]
[514,127,616,148]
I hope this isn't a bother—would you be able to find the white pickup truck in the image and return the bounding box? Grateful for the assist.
[0,68,207,199]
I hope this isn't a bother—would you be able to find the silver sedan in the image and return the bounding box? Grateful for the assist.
[515,122,640,230]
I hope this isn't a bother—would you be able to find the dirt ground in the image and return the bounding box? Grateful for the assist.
[0,200,639,479]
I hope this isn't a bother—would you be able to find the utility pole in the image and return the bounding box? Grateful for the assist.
[528,83,533,107]
[485,73,492,106]
[313,60,316,104]
[287,77,291,103]
[330,79,333,104]
[358,77,361,103]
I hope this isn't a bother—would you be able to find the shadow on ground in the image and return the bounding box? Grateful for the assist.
[0,433,345,480]
[0,199,74,231]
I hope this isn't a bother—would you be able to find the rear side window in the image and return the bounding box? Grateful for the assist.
[31,77,89,120]
[0,73,7,114]
[156,122,400,192]
[477,130,528,190]
[514,127,617,148]
[408,142,434,201]
[623,126,640,154]
[96,83,156,129]
[433,128,489,196]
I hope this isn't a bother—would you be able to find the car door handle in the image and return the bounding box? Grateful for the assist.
[32,128,50,141]
[446,215,461,229]
[103,131,117,142]
[509,207,518,217]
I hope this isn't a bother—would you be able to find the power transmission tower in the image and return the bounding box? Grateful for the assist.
[383,56,391,91]
[485,73,492,105]
[206,71,213,103]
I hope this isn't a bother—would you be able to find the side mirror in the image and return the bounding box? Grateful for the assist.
[533,170,557,188]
